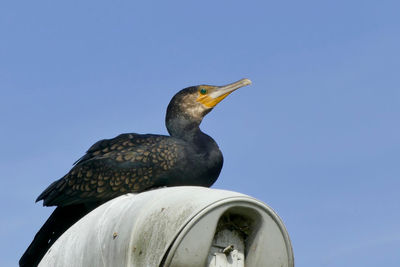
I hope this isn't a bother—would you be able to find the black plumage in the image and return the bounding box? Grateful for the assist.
[20,78,251,266]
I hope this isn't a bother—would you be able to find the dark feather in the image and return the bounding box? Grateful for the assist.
[19,204,97,267]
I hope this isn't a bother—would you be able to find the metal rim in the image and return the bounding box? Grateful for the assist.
[161,195,294,267]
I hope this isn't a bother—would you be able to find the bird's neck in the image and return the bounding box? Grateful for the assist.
[166,116,203,143]
[166,116,223,187]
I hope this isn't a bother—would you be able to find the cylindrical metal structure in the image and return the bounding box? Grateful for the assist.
[40,186,293,267]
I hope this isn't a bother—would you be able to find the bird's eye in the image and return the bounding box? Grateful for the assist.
[200,88,207,95]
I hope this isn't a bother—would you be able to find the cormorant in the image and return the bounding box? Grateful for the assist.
[19,78,251,266]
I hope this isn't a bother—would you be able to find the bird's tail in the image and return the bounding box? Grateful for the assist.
[19,204,92,267]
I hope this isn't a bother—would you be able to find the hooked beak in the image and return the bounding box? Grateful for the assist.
[198,78,252,108]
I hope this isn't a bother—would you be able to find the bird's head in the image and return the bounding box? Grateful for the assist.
[166,78,251,139]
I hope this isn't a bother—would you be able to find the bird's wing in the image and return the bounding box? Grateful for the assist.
[73,133,140,165]
[37,135,183,207]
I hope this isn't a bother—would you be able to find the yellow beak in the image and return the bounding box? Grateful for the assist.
[198,78,252,108]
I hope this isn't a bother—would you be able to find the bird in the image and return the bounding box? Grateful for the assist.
[19,78,251,266]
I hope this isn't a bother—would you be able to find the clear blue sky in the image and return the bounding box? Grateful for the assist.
[1,1,399,266]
